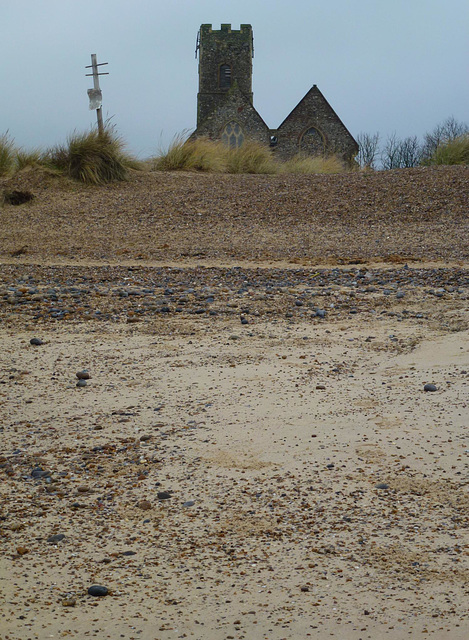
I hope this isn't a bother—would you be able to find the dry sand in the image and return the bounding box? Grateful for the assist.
[0,167,468,639]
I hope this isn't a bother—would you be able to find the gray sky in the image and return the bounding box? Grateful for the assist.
[2,0,468,158]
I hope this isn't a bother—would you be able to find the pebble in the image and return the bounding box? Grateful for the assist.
[375,483,390,489]
[76,370,91,380]
[62,597,76,607]
[183,500,195,508]
[424,383,438,392]
[157,491,172,500]
[137,500,152,510]
[76,379,87,388]
[47,534,65,543]
[87,585,109,597]
[31,467,50,479]
[29,337,43,345]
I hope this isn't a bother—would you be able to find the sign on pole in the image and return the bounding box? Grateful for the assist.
[85,54,109,135]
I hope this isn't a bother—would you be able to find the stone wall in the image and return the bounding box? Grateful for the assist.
[197,24,254,127]
[274,86,358,161]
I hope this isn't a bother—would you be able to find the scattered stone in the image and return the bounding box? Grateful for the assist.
[87,585,108,597]
[47,534,65,543]
[31,467,50,479]
[424,383,437,392]
[157,491,171,500]
[137,500,152,510]
[29,338,43,346]
[76,370,91,380]
[16,547,29,555]
[375,483,390,489]
[316,384,326,390]
[76,379,87,388]
[183,500,195,508]
[315,309,326,318]
[300,586,310,592]
[122,550,137,556]
[62,597,76,607]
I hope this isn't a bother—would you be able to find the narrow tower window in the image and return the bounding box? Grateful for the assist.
[219,64,232,88]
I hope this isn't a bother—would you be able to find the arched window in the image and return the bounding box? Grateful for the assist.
[219,64,232,88]
[299,127,325,156]
[221,121,244,148]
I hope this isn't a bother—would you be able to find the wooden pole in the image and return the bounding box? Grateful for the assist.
[91,54,104,135]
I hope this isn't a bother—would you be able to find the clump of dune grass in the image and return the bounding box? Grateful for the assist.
[153,135,227,172]
[426,135,469,166]
[154,137,278,174]
[280,154,345,174]
[0,133,16,176]
[226,141,278,174]
[15,149,44,171]
[45,126,134,184]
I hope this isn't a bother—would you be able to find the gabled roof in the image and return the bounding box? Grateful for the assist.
[277,84,358,148]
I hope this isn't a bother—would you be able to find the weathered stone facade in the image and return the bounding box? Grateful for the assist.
[193,24,358,162]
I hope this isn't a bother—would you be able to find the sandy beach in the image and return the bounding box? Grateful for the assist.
[0,166,468,639]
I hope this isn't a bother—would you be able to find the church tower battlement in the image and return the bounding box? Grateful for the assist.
[196,24,254,128]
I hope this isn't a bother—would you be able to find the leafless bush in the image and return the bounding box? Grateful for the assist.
[357,132,380,169]
[381,133,422,169]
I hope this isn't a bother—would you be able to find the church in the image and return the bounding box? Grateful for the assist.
[192,24,358,162]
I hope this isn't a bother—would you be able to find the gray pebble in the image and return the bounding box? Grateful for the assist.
[424,383,437,392]
[87,585,108,597]
[30,338,43,346]
[76,379,87,388]
[47,534,65,543]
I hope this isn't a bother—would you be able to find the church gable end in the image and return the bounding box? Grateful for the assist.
[276,85,358,161]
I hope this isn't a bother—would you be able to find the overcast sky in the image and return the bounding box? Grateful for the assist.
[2,0,468,158]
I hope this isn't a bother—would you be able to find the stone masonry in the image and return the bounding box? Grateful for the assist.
[193,24,358,162]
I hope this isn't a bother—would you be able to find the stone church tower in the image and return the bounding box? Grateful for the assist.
[193,24,358,162]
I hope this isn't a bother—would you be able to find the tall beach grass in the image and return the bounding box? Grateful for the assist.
[154,137,346,175]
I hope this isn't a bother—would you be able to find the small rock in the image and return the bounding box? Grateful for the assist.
[76,370,90,380]
[375,483,389,489]
[157,491,171,500]
[62,597,76,607]
[76,379,87,388]
[30,338,43,346]
[315,309,326,318]
[137,500,152,510]
[316,384,326,390]
[183,500,195,508]
[424,383,437,392]
[47,534,65,543]
[87,585,108,597]
[16,547,29,555]
[300,586,310,592]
